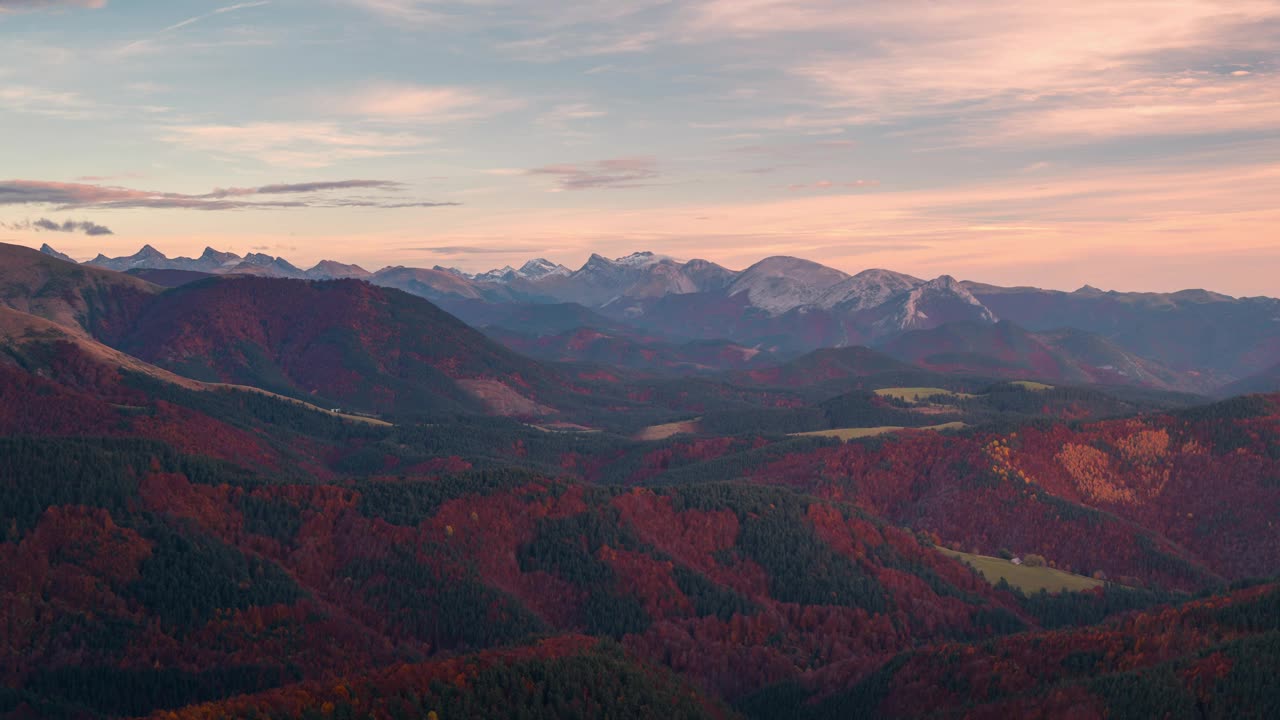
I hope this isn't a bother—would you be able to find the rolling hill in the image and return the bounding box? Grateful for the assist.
[0,242,157,339]
[3,240,1279,718]
[114,276,577,419]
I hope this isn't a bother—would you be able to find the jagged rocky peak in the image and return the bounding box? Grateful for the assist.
[580,253,616,270]
[132,244,167,260]
[240,252,278,265]
[199,246,241,264]
[915,275,991,309]
[475,265,518,283]
[39,244,76,263]
[881,274,997,332]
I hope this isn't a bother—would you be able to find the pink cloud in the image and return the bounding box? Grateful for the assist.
[362,156,1279,292]
[338,84,516,121]
[679,1,1280,145]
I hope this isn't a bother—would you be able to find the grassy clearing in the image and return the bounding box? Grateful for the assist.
[938,548,1103,593]
[793,421,966,441]
[530,422,599,434]
[209,385,393,426]
[875,387,976,403]
[635,418,701,441]
[1010,380,1054,391]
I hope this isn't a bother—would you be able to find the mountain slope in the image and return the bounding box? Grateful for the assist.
[38,243,75,263]
[737,394,1280,590]
[125,268,216,287]
[114,276,574,418]
[488,326,771,374]
[871,275,997,335]
[0,305,351,472]
[726,256,850,315]
[967,282,1280,381]
[1219,362,1280,397]
[528,252,737,307]
[0,241,157,339]
[304,260,371,280]
[880,320,1205,391]
[753,581,1280,719]
[369,265,535,303]
[816,268,923,311]
[733,346,912,389]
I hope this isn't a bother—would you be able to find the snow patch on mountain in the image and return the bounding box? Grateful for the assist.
[877,275,997,333]
[726,256,851,315]
[518,258,571,279]
[613,251,669,267]
[475,266,517,283]
[816,268,923,310]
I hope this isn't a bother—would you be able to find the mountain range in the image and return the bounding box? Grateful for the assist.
[49,242,1280,395]
[3,239,1280,718]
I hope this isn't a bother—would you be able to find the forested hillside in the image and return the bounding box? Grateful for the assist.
[1,246,1278,718]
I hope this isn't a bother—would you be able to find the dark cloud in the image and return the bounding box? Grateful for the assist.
[528,156,658,190]
[0,179,457,211]
[2,217,113,235]
[203,180,407,199]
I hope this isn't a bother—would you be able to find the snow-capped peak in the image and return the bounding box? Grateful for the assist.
[816,268,923,311]
[518,258,571,280]
[878,274,997,332]
[726,256,851,315]
[475,265,517,282]
[613,251,669,267]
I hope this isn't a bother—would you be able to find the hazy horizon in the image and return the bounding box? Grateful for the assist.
[3,0,1279,295]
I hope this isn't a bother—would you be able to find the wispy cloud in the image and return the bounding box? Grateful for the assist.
[1,217,113,235]
[340,0,448,25]
[709,0,1280,143]
[0,178,457,210]
[0,85,94,118]
[162,1,269,32]
[528,156,659,191]
[0,0,106,11]
[498,30,659,61]
[159,122,431,168]
[115,1,272,57]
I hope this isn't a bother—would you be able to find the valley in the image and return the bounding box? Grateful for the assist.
[1,241,1277,719]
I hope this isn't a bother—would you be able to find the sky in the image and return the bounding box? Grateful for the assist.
[1,0,1278,295]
